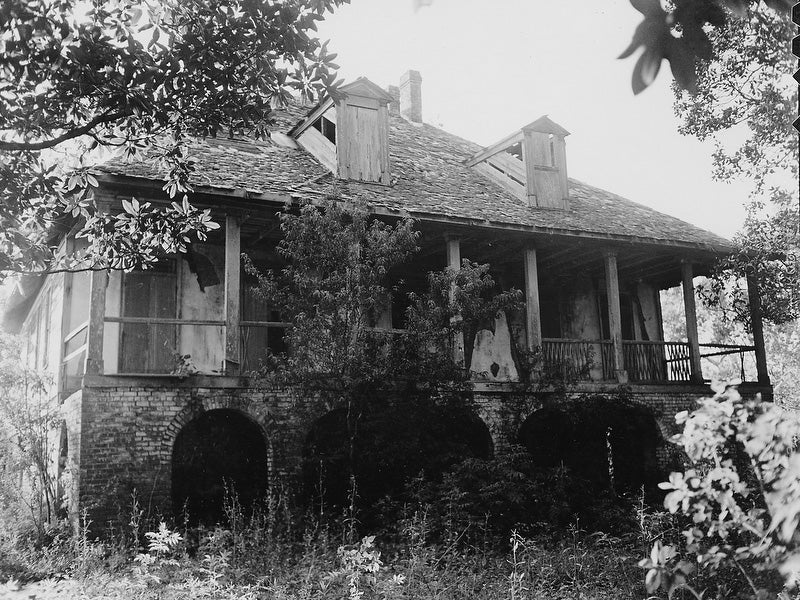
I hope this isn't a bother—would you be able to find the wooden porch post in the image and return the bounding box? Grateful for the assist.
[224,214,242,375]
[84,267,108,375]
[681,261,704,383]
[604,251,627,383]
[445,236,465,367]
[746,273,771,385]
[523,246,542,351]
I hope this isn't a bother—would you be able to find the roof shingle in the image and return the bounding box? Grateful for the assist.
[95,101,733,253]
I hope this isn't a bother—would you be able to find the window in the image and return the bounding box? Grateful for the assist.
[240,269,287,372]
[120,261,178,373]
[311,115,337,144]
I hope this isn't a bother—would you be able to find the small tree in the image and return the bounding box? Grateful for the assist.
[0,333,62,538]
[248,199,520,524]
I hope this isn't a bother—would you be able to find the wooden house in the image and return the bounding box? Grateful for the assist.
[4,71,772,526]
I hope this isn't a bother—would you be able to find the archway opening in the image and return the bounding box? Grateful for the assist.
[172,409,268,525]
[518,398,664,499]
[302,401,493,520]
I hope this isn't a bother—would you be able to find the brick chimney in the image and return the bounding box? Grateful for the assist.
[387,85,400,115]
[399,70,423,123]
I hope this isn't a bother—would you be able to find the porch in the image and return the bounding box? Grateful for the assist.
[58,213,771,396]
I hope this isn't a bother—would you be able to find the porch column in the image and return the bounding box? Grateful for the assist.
[681,261,703,383]
[523,246,542,350]
[224,214,241,375]
[746,273,771,385]
[85,267,108,375]
[604,251,627,383]
[445,236,465,367]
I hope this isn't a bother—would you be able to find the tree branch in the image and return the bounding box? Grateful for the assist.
[0,109,132,152]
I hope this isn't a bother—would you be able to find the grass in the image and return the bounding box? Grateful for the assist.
[1,504,656,600]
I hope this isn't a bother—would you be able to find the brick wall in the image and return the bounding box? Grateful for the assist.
[74,376,772,530]
[77,375,332,528]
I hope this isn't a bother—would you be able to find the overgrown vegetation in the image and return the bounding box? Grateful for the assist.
[4,387,800,598]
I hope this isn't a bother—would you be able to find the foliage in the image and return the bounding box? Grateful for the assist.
[249,199,523,523]
[412,446,639,542]
[0,0,346,277]
[619,0,791,95]
[3,503,660,599]
[666,1,798,328]
[641,384,800,598]
[246,198,419,394]
[701,196,799,328]
[0,332,63,538]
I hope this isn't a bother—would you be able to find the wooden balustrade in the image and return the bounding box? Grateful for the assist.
[623,341,692,382]
[540,339,756,384]
[699,343,757,382]
[541,339,614,381]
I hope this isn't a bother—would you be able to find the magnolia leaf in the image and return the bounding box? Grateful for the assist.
[632,44,663,95]
[645,568,662,593]
[629,0,663,17]
[666,39,697,94]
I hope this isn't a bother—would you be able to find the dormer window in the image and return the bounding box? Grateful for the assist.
[311,114,336,145]
[290,77,394,185]
[467,115,571,210]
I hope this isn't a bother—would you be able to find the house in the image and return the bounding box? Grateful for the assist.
[4,71,772,527]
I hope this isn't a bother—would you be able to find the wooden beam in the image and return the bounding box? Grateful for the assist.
[604,251,627,383]
[746,273,770,385]
[58,235,76,392]
[445,236,465,367]
[524,247,542,351]
[623,259,680,281]
[539,247,605,271]
[84,267,108,375]
[288,97,335,138]
[224,215,242,375]
[615,252,668,273]
[539,245,585,264]
[465,130,524,167]
[681,261,704,383]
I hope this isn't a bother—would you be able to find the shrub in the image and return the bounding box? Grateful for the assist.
[410,446,639,543]
[640,384,800,598]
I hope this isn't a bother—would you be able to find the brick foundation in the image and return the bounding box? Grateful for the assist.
[71,375,772,530]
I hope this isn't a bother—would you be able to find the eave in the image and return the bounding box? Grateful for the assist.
[92,172,735,259]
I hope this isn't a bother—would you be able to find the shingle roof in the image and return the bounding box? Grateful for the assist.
[95,101,733,253]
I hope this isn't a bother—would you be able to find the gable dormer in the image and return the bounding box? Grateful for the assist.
[467,115,570,210]
[291,77,394,185]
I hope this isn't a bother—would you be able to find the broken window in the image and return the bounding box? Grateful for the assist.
[311,115,337,144]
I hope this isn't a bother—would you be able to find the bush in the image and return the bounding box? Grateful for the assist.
[640,384,800,599]
[409,446,640,543]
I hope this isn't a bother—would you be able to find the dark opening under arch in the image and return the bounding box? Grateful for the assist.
[172,409,268,525]
[303,402,493,515]
[518,398,663,498]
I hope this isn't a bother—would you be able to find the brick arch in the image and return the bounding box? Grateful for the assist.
[161,392,271,457]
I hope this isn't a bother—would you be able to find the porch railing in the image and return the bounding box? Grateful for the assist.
[541,340,757,384]
[623,341,692,382]
[699,343,756,383]
[541,339,614,381]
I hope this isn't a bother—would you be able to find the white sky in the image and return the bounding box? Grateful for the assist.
[316,0,750,238]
